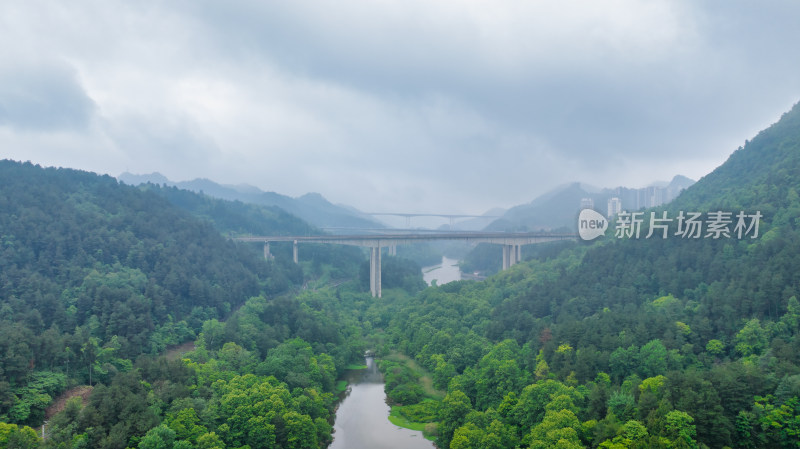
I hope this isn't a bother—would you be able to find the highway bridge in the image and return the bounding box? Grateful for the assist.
[235,232,577,297]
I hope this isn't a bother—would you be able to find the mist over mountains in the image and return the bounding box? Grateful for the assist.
[117,172,384,231]
[442,176,695,232]
[119,171,695,235]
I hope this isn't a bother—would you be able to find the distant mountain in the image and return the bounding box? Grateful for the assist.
[487,182,591,231]
[115,171,171,185]
[117,173,383,230]
[668,174,695,191]
[485,175,695,231]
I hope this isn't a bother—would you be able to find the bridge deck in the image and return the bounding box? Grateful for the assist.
[234,232,577,297]
[234,232,577,246]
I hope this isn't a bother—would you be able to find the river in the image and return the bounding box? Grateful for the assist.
[330,357,434,449]
[422,256,461,286]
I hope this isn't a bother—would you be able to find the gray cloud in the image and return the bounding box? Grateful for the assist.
[1,0,799,213]
[0,63,95,131]
[102,112,221,179]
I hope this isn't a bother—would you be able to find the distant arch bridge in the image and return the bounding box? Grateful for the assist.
[367,212,501,227]
[235,232,576,297]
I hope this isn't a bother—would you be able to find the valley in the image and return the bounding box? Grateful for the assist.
[2,102,800,448]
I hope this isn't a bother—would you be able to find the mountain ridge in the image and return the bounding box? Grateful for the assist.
[117,172,384,230]
[485,174,695,232]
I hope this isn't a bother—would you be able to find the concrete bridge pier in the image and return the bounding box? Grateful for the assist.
[235,232,577,297]
[502,244,521,270]
[369,246,382,298]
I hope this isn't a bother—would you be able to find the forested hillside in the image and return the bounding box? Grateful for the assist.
[0,161,372,448]
[371,102,800,448]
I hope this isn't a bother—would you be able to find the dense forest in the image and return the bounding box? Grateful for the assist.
[2,101,800,448]
[0,161,376,448]
[370,102,800,449]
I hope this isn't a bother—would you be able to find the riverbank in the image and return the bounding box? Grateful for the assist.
[335,362,369,393]
[376,353,444,442]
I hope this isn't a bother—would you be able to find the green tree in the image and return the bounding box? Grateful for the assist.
[664,410,697,449]
[80,336,100,386]
[753,395,800,448]
[283,411,317,449]
[474,340,526,409]
[431,354,457,391]
[213,374,284,448]
[608,391,636,423]
[0,422,42,449]
[196,432,225,449]
[510,380,581,435]
[450,422,485,449]
[244,415,277,449]
[705,339,725,357]
[639,340,668,378]
[599,419,651,449]
[167,408,206,443]
[734,318,768,357]
[526,408,583,449]
[138,424,177,449]
[437,390,473,448]
[218,342,253,371]
[609,345,639,383]
[199,319,226,352]
[588,372,612,418]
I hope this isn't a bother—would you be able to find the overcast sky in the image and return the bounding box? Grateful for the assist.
[2,1,799,214]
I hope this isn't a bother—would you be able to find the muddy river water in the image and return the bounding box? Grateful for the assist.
[329,357,435,449]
